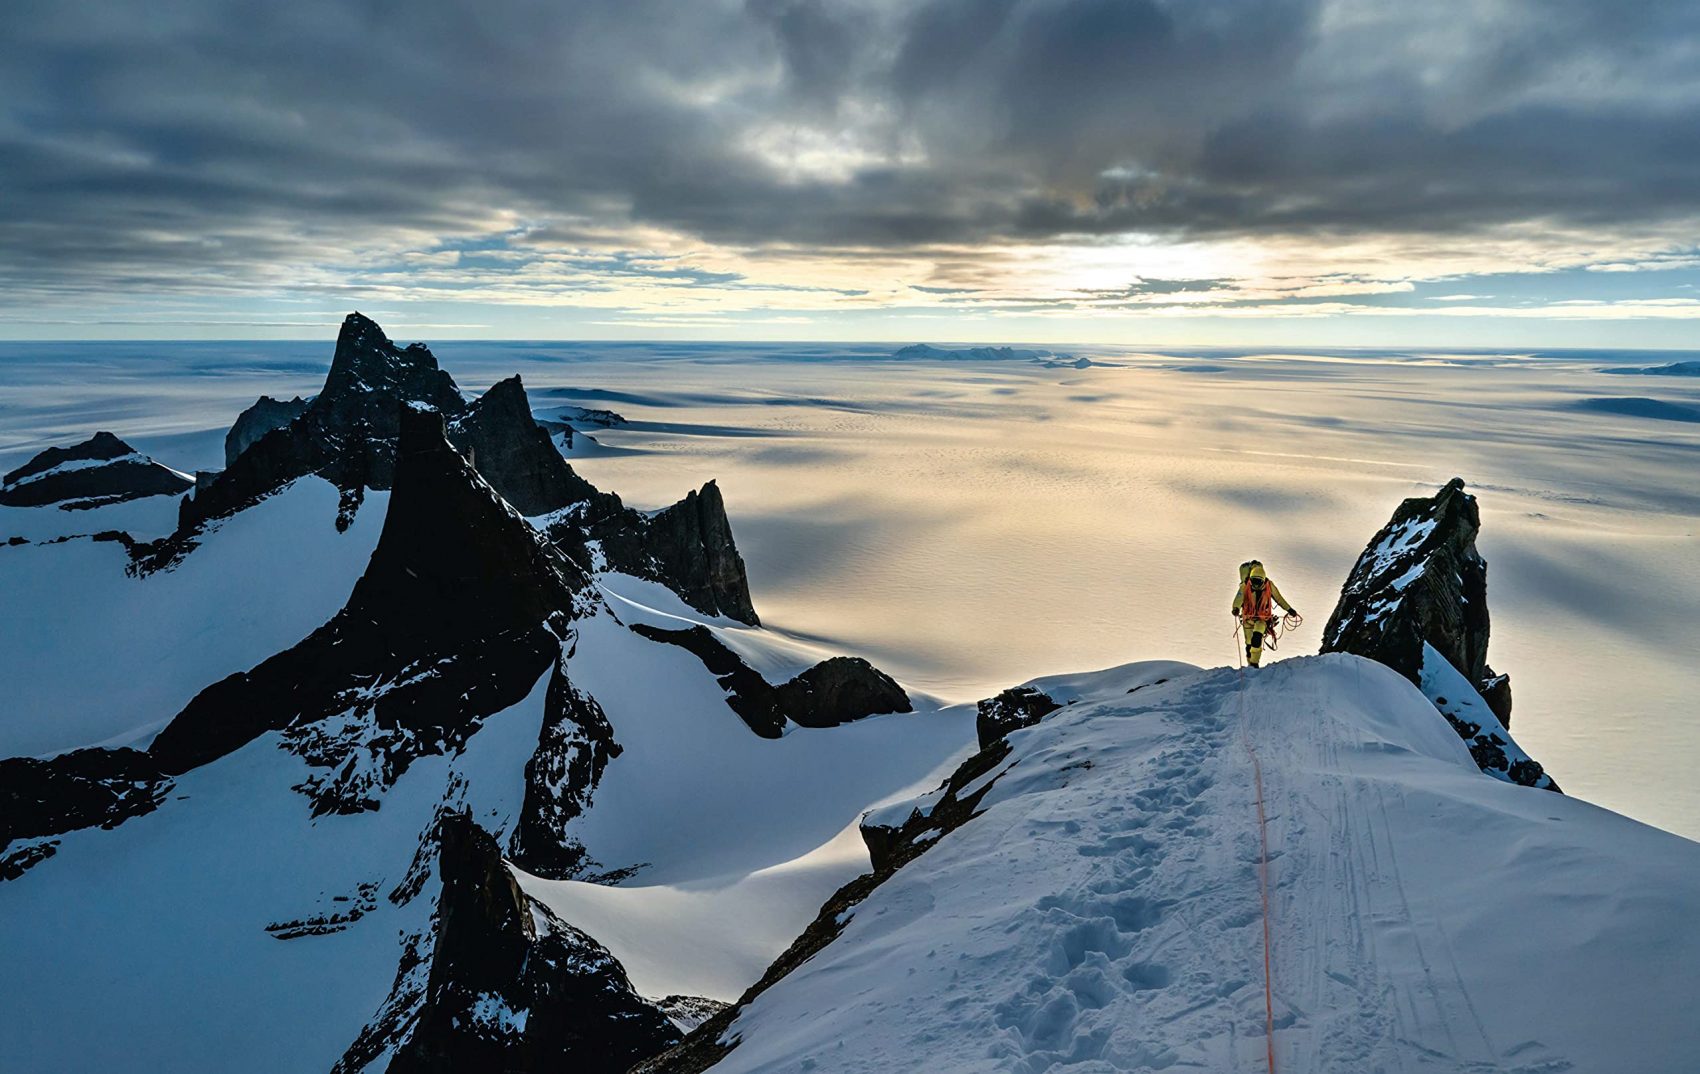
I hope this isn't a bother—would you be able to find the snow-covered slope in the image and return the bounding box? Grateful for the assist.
[0,669,551,1072]
[0,478,387,757]
[670,656,1700,1074]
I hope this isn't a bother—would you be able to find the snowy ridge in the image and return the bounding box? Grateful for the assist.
[672,655,1700,1074]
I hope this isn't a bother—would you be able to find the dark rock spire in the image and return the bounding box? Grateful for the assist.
[1322,478,1556,790]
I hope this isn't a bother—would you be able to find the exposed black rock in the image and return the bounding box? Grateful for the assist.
[178,314,468,533]
[1323,478,1557,791]
[342,408,583,652]
[507,666,621,879]
[654,996,730,1034]
[975,685,1062,750]
[0,747,172,872]
[1323,479,1491,688]
[637,735,1017,1074]
[629,623,786,737]
[378,813,679,1074]
[145,409,585,808]
[185,317,607,532]
[630,623,911,737]
[225,395,310,467]
[447,375,599,517]
[120,312,760,625]
[0,431,192,508]
[587,481,760,625]
[774,657,912,728]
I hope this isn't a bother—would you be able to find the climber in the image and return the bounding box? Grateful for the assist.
[1233,561,1297,668]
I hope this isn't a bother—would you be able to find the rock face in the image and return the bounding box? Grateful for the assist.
[181,313,470,529]
[507,671,621,879]
[776,657,913,728]
[1322,478,1556,790]
[630,623,910,737]
[158,312,761,626]
[0,748,171,879]
[191,315,594,528]
[1322,479,1498,713]
[975,686,1062,750]
[225,395,310,467]
[149,409,585,793]
[590,481,760,625]
[0,432,192,508]
[447,376,597,517]
[365,813,679,1074]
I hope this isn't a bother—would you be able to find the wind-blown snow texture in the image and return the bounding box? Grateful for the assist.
[688,657,1700,1074]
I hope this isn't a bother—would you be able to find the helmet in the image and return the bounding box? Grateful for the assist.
[1247,562,1267,583]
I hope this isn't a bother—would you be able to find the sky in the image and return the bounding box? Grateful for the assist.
[4,0,1700,346]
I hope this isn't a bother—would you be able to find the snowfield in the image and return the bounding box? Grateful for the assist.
[0,478,387,758]
[520,581,975,999]
[706,655,1700,1074]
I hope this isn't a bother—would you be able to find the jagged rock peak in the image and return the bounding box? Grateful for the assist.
[322,312,460,410]
[225,395,310,467]
[1,431,192,508]
[1322,477,1491,692]
[346,407,586,649]
[447,375,598,517]
[643,480,760,625]
[384,813,680,1073]
[144,406,585,782]
[1323,478,1557,790]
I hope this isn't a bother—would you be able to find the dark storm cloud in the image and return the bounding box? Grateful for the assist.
[4,0,1700,299]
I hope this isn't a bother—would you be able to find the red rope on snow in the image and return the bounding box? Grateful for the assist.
[1234,651,1279,1074]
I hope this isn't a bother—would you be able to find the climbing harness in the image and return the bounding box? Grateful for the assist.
[1234,631,1280,1073]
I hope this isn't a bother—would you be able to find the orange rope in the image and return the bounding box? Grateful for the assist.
[1235,655,1279,1074]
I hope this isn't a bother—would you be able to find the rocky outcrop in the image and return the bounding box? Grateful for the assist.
[975,685,1062,750]
[0,747,172,876]
[364,813,679,1074]
[225,395,310,466]
[0,432,192,508]
[507,669,621,879]
[1323,480,1498,713]
[630,623,910,737]
[589,481,760,625]
[148,410,585,797]
[180,313,469,530]
[775,657,912,728]
[1322,478,1556,790]
[447,376,598,516]
[132,312,761,625]
[189,316,606,529]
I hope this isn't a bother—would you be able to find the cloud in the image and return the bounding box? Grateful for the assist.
[3,0,1700,317]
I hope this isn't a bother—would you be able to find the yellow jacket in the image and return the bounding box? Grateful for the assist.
[1232,580,1293,620]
